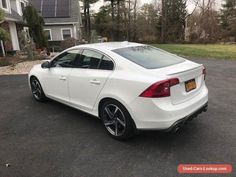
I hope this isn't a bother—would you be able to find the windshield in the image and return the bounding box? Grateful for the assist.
[112,45,185,69]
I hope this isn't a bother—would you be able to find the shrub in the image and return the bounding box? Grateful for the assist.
[60,38,77,50]
[0,58,11,67]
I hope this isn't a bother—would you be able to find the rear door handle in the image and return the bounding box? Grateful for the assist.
[90,79,101,85]
[59,76,67,81]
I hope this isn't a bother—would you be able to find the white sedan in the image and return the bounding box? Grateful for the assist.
[28,42,208,140]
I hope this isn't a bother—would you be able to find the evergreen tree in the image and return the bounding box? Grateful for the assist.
[23,5,47,48]
[161,0,186,42]
[0,9,9,41]
[220,0,236,40]
[94,5,112,37]
[83,0,99,41]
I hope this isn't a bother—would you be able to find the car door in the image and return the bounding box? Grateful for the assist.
[69,49,114,112]
[41,49,79,103]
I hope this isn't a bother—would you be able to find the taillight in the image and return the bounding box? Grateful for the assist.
[139,78,179,98]
[203,67,206,80]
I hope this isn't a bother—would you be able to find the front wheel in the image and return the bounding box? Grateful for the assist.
[101,100,136,140]
[30,77,47,102]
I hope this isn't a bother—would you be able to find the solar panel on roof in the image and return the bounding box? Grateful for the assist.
[30,0,71,18]
[56,0,70,17]
[42,0,56,18]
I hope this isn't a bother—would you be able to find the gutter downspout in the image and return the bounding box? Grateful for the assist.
[1,40,6,57]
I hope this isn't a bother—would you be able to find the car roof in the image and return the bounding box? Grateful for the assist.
[73,41,145,51]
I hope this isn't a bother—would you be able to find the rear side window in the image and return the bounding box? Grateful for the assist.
[99,56,114,70]
[112,45,184,69]
[77,49,103,69]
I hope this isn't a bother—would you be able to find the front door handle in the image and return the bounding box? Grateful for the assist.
[59,76,67,81]
[90,79,101,85]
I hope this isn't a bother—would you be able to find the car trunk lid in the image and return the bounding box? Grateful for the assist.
[148,60,204,105]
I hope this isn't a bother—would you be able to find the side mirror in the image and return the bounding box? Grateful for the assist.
[41,61,50,69]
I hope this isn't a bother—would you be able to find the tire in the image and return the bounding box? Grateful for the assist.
[30,77,47,102]
[100,100,136,140]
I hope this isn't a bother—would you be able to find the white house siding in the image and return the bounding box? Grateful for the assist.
[44,24,78,41]
[10,0,27,15]
[9,21,20,50]
[10,0,17,12]
[1,0,11,13]
[15,0,22,15]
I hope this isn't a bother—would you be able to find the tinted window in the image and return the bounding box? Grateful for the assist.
[51,49,79,68]
[99,56,114,70]
[113,45,185,69]
[76,49,103,69]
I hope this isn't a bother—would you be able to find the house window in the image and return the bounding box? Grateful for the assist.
[44,29,52,41]
[61,28,72,40]
[1,0,7,9]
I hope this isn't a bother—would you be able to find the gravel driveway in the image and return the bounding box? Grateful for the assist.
[0,60,42,75]
[0,58,235,177]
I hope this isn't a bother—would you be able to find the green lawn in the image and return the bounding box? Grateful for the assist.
[152,44,236,60]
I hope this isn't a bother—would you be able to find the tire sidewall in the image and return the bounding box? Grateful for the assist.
[30,77,47,102]
[101,100,136,140]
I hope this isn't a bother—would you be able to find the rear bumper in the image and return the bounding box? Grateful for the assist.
[128,84,208,130]
[166,102,208,132]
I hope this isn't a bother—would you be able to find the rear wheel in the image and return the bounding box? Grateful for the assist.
[30,77,47,102]
[100,100,136,140]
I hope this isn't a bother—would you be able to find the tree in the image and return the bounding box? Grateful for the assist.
[161,0,187,42]
[0,10,9,41]
[186,0,221,43]
[23,5,47,48]
[136,3,159,42]
[107,0,129,41]
[0,9,9,57]
[220,0,236,41]
[132,0,138,41]
[187,8,220,43]
[0,28,9,41]
[104,0,115,40]
[95,0,128,41]
[94,5,112,38]
[83,0,99,41]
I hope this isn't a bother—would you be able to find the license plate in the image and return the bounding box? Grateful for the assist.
[185,79,196,92]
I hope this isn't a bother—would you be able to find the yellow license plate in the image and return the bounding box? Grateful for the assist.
[185,79,196,92]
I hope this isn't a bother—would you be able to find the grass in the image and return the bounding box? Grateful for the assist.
[152,44,236,60]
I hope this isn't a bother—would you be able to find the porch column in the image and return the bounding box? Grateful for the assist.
[9,22,20,51]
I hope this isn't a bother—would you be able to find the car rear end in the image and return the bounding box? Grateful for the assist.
[129,61,208,130]
[112,45,208,131]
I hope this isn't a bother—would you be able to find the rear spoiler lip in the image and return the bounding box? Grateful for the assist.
[167,64,203,76]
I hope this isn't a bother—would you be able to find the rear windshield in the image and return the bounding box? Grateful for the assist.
[112,45,185,69]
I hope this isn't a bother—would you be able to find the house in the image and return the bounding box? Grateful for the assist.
[30,0,82,46]
[0,0,29,53]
